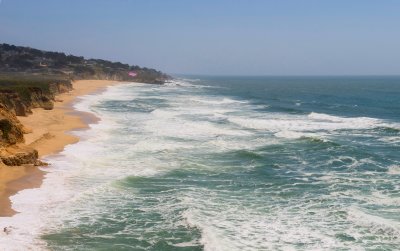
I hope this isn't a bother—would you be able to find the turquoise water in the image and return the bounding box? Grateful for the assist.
[31,77,400,250]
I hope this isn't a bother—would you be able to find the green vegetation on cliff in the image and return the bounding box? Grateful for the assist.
[0,43,171,84]
[0,43,172,166]
[0,73,73,116]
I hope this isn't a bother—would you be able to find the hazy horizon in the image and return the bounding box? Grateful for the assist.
[1,0,399,75]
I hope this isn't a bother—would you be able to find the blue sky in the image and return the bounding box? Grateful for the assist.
[1,0,400,75]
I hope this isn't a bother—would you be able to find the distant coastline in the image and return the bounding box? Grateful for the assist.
[0,43,171,84]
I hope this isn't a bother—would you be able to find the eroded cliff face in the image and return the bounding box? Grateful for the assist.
[0,106,25,146]
[0,82,72,116]
[0,106,40,166]
[0,145,40,166]
[0,81,72,166]
[0,90,29,116]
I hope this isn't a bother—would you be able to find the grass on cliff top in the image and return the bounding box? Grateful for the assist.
[0,73,70,101]
[0,73,69,88]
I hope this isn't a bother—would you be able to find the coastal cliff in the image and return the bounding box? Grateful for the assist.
[0,107,40,167]
[0,43,171,167]
[0,79,73,167]
[0,81,73,116]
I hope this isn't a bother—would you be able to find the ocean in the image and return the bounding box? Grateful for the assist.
[4,76,400,250]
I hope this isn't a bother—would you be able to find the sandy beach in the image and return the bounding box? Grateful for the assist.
[0,80,119,217]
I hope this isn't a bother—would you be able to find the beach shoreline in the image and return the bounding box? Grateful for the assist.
[0,80,120,217]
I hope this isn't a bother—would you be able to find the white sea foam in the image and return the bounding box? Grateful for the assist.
[274,130,314,139]
[163,79,208,88]
[379,136,400,144]
[150,108,180,118]
[388,165,400,174]
[181,194,350,251]
[193,97,247,105]
[0,156,76,250]
[370,191,400,206]
[0,83,139,250]
[228,112,400,142]
[1,79,399,250]
[144,118,249,138]
[308,112,357,122]
[130,139,195,152]
[347,207,400,237]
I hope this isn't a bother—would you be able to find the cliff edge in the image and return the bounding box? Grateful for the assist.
[0,79,73,167]
[0,43,171,167]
